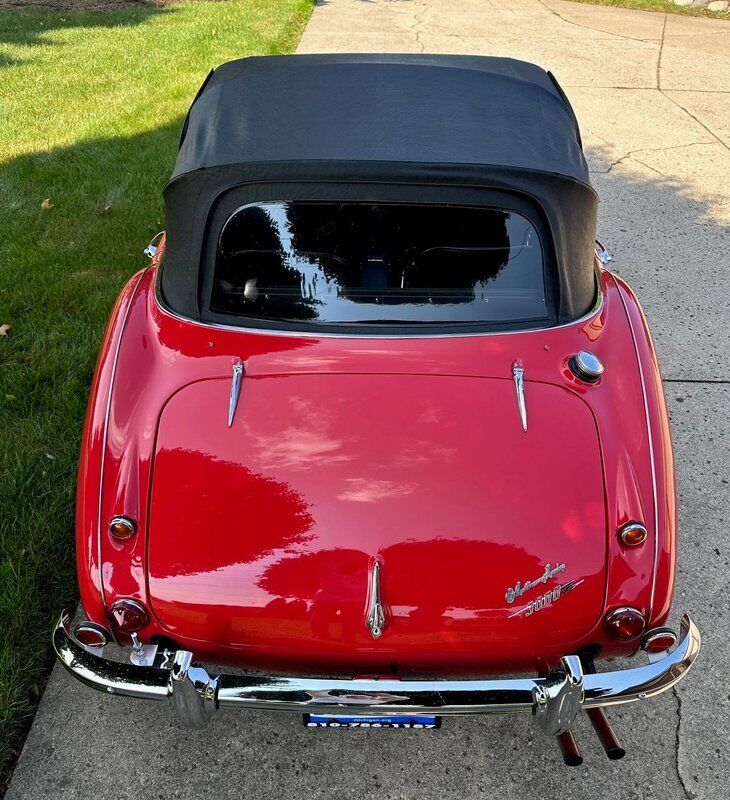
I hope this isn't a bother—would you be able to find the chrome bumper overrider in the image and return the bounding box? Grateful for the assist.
[53,611,699,735]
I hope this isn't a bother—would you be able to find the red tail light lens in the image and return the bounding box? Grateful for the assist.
[109,599,149,633]
[74,622,110,648]
[604,607,646,641]
[642,627,677,653]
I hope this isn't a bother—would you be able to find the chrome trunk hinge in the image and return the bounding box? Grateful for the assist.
[594,239,612,266]
[512,361,527,432]
[366,561,386,640]
[228,360,245,428]
[143,231,164,260]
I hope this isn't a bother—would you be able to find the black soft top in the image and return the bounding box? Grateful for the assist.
[161,54,599,326]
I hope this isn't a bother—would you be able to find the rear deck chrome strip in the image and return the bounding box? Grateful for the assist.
[365,562,386,639]
[513,362,528,431]
[228,360,244,427]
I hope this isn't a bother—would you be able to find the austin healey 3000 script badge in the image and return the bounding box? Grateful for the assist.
[505,562,567,604]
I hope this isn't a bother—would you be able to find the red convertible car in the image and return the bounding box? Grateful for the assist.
[54,55,699,764]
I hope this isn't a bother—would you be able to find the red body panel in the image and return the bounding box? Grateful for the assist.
[147,374,606,673]
[76,252,677,675]
[75,270,145,626]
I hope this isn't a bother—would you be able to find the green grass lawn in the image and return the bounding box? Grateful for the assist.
[0,0,312,789]
[569,0,729,18]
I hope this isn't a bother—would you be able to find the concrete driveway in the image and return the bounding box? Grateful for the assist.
[7,1,728,798]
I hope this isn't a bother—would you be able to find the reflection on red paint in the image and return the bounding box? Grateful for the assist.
[145,370,606,670]
[73,265,677,674]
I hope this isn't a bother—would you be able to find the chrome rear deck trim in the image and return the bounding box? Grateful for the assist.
[227,360,244,427]
[512,361,527,431]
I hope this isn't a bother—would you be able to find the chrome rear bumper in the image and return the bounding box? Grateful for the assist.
[53,610,699,735]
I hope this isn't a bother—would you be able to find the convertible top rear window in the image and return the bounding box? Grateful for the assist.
[210,201,548,328]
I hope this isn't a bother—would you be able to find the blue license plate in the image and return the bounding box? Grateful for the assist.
[304,714,440,729]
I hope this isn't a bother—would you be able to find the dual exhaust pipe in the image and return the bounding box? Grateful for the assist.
[557,707,626,766]
[555,654,626,766]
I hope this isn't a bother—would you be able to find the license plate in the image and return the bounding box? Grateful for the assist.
[304,714,440,729]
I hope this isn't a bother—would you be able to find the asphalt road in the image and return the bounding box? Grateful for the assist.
[6,1,729,798]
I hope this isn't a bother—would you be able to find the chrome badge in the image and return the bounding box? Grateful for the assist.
[366,561,386,639]
[508,579,584,619]
[505,562,566,604]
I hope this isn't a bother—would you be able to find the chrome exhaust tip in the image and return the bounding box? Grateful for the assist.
[587,707,625,760]
[556,730,583,767]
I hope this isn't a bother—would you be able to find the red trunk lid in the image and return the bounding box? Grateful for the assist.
[147,373,606,673]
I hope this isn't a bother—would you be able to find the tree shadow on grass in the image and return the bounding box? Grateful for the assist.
[0,2,170,57]
[0,118,183,793]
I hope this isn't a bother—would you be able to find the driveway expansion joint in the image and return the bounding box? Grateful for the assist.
[664,378,730,384]
[674,688,693,800]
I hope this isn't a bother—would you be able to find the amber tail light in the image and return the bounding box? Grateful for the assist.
[110,599,149,633]
[603,607,646,641]
[109,516,137,540]
[618,522,647,547]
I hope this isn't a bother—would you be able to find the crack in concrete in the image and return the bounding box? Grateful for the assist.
[665,378,730,384]
[533,1,730,149]
[411,29,645,43]
[414,4,426,53]
[674,687,693,800]
[535,0,656,44]
[660,90,730,149]
[537,1,728,150]
[664,30,730,37]
[567,86,730,93]
[668,88,730,95]
[657,14,668,90]
[655,13,729,150]
[596,141,716,175]
[630,157,666,177]
[406,1,426,53]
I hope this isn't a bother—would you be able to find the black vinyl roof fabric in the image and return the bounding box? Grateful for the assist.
[172,54,589,184]
[161,54,598,326]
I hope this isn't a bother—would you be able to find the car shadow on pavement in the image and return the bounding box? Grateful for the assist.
[586,142,729,382]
